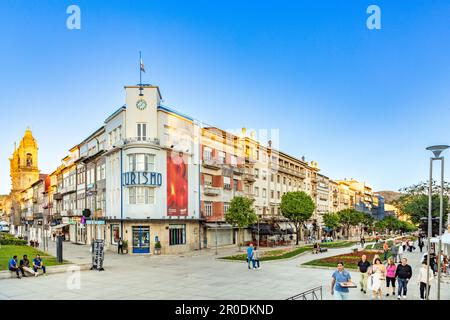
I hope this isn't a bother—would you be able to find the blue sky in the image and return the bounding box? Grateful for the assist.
[1,0,450,194]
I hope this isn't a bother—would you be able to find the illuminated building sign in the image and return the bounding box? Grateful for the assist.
[122,172,162,187]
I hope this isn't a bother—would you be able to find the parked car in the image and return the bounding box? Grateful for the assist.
[0,221,10,233]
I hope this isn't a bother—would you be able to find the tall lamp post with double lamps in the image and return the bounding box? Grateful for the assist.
[425,145,449,300]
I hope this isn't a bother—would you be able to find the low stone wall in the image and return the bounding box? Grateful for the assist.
[0,263,91,280]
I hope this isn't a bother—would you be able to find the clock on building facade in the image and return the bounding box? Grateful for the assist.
[136,98,147,111]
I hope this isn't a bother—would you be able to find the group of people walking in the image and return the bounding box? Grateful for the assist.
[332,238,440,300]
[246,243,261,270]
[357,254,414,300]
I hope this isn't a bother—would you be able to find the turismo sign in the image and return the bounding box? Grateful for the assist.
[123,172,162,187]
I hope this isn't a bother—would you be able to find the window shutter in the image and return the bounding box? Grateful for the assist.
[213,202,223,216]
[212,175,223,187]
[225,153,231,165]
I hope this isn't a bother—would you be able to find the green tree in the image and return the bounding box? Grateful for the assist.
[396,194,448,225]
[382,215,401,233]
[337,209,362,239]
[395,181,449,226]
[359,212,375,235]
[322,212,340,237]
[280,191,315,245]
[225,196,257,251]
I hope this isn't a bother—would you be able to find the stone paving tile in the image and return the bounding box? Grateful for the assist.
[2,241,449,300]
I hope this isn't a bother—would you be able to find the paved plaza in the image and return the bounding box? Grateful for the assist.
[0,241,449,300]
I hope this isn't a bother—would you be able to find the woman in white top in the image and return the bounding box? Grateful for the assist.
[369,257,386,300]
[417,261,434,300]
[398,243,404,260]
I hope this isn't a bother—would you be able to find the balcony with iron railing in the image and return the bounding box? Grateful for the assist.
[277,165,307,179]
[123,137,160,147]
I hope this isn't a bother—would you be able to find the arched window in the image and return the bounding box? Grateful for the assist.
[26,153,32,167]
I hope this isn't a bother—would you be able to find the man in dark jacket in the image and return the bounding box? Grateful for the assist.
[395,258,413,299]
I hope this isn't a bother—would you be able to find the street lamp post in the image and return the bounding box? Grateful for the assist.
[425,145,449,300]
[215,223,218,255]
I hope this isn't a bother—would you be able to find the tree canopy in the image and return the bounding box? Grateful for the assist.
[281,191,315,244]
[395,181,449,225]
[322,212,340,230]
[225,196,257,250]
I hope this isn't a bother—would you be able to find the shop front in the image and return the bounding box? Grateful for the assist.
[132,225,150,253]
[105,220,200,255]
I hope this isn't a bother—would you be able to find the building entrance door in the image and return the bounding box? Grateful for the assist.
[132,226,150,254]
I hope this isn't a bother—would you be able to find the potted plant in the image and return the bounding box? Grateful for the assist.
[122,240,129,254]
[154,241,162,255]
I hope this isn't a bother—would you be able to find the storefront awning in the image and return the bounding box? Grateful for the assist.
[250,223,283,236]
[51,223,69,230]
[204,223,234,229]
[431,231,450,244]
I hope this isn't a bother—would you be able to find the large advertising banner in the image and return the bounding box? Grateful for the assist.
[167,151,188,216]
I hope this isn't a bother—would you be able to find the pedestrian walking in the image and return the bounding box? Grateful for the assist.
[252,246,261,270]
[383,241,389,261]
[370,258,385,300]
[418,239,424,253]
[417,261,434,300]
[398,243,404,261]
[402,240,407,253]
[247,243,254,270]
[395,258,413,300]
[118,237,124,254]
[408,239,414,252]
[357,254,371,294]
[385,257,397,297]
[391,243,399,263]
[331,262,352,300]
[360,236,365,248]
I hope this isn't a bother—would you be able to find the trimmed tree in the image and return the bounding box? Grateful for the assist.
[337,208,362,239]
[280,191,315,245]
[359,212,375,236]
[322,212,340,237]
[225,196,257,251]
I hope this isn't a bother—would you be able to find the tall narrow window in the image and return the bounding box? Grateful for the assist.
[204,201,213,216]
[203,147,212,161]
[129,154,136,172]
[137,123,147,141]
[145,154,155,171]
[26,154,32,167]
[218,151,226,164]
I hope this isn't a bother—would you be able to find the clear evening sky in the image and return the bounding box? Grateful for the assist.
[1,0,450,194]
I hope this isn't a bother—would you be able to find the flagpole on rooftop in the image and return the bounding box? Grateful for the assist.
[139,51,143,96]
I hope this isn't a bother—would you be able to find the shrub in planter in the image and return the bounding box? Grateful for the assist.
[122,240,129,252]
[154,241,162,254]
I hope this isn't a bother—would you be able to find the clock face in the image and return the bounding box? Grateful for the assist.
[136,99,147,111]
